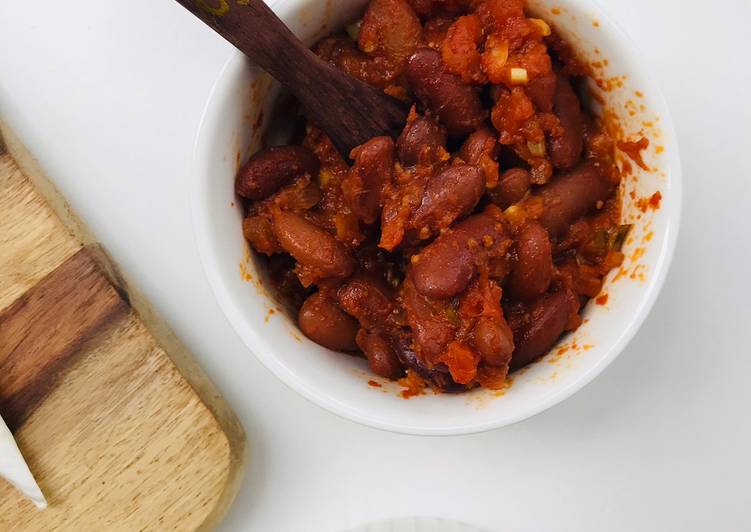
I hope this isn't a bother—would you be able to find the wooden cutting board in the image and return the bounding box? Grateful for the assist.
[0,126,246,530]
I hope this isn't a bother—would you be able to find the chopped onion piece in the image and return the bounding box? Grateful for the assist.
[509,67,529,85]
[527,140,546,157]
[487,39,509,68]
[529,18,552,37]
[318,168,334,188]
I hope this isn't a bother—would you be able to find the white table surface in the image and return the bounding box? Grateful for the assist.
[1,1,749,530]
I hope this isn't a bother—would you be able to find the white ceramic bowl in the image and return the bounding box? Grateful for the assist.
[191,0,682,435]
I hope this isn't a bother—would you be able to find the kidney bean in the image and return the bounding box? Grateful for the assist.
[535,162,614,237]
[242,215,281,255]
[459,128,499,165]
[343,137,395,224]
[507,221,553,302]
[393,334,468,392]
[473,316,514,368]
[235,146,319,200]
[401,276,456,359]
[411,208,509,298]
[488,167,531,209]
[338,274,396,331]
[548,74,584,170]
[396,114,447,166]
[356,330,405,379]
[299,292,359,351]
[526,71,557,113]
[410,164,485,235]
[272,211,354,280]
[405,48,486,136]
[510,290,577,370]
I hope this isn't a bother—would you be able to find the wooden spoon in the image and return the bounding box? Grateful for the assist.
[174,0,408,157]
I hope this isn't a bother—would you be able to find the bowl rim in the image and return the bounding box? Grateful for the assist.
[189,0,683,436]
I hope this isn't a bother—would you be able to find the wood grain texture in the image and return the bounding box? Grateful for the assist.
[0,134,245,529]
[0,248,128,431]
[0,156,80,309]
[0,311,233,531]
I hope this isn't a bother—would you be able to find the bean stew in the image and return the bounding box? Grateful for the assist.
[237,0,628,393]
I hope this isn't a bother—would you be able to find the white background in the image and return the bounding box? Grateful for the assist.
[1,1,749,530]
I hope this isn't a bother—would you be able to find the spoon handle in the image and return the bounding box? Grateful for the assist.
[174,0,407,156]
